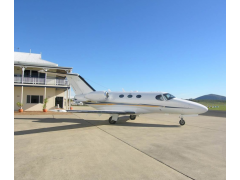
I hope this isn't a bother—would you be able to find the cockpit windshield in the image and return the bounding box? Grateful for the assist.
[163,93,175,100]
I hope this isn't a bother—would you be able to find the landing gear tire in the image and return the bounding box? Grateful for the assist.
[179,119,185,126]
[109,117,116,124]
[130,115,136,120]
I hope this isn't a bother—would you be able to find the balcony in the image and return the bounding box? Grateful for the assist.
[14,76,69,86]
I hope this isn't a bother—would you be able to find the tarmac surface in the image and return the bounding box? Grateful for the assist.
[200,110,226,117]
[14,107,226,180]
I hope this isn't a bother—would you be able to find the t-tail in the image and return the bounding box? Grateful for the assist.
[38,70,95,95]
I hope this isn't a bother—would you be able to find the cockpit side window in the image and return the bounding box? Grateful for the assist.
[119,94,124,98]
[156,95,164,101]
[163,93,175,100]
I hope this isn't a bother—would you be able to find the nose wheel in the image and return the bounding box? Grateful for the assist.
[179,118,185,126]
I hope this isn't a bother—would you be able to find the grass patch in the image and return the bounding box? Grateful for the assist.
[189,100,226,111]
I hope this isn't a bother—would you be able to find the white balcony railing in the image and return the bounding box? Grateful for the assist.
[14,76,22,83]
[45,78,69,86]
[14,76,69,86]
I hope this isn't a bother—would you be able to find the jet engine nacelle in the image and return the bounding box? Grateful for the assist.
[74,94,88,102]
[84,91,109,102]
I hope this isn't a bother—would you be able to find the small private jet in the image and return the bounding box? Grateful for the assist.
[40,71,208,125]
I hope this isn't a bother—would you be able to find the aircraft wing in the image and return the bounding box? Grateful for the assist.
[51,109,135,115]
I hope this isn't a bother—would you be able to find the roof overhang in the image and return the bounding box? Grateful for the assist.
[14,62,73,71]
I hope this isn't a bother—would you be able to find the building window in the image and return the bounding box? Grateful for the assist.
[31,71,38,77]
[24,70,45,78]
[136,95,141,98]
[31,96,39,103]
[40,96,43,103]
[27,95,43,103]
[119,94,124,98]
[39,73,45,78]
[24,70,30,77]
[127,95,132,98]
[27,95,30,103]
[156,95,164,101]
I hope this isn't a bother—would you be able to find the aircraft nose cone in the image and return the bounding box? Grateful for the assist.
[196,104,208,114]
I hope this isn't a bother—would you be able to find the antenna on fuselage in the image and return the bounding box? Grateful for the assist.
[122,88,125,92]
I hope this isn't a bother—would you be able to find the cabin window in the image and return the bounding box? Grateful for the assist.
[119,94,124,98]
[163,93,175,100]
[156,95,164,101]
[136,95,141,98]
[27,95,43,103]
[127,95,133,98]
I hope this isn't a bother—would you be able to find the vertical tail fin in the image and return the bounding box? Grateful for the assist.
[38,71,95,94]
[66,74,95,94]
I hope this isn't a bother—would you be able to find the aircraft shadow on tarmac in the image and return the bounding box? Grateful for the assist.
[14,116,180,136]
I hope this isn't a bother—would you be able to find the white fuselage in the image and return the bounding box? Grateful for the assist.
[75,91,208,115]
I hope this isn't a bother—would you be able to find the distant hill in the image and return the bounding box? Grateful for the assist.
[194,94,226,101]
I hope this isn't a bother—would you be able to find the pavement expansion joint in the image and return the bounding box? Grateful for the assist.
[73,113,195,180]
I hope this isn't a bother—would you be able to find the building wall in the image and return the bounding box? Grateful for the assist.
[14,66,22,75]
[14,86,68,111]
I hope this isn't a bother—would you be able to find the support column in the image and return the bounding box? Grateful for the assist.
[45,73,47,85]
[21,86,23,109]
[66,88,69,110]
[44,87,46,99]
[21,67,25,84]
[66,69,72,110]
[44,87,46,110]
[69,87,71,110]
[44,68,48,85]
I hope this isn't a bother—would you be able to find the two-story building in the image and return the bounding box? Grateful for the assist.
[14,52,72,111]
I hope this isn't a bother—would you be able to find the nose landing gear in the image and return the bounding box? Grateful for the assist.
[179,118,185,126]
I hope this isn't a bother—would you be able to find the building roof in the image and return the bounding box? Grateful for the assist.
[14,52,58,66]
[14,52,72,70]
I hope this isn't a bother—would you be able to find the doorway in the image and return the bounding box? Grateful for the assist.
[55,97,63,108]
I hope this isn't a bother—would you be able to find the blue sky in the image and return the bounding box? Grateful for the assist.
[14,0,226,99]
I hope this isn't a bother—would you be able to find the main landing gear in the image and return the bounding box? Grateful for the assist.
[179,118,185,126]
[130,115,136,120]
[109,116,116,124]
[108,114,137,124]
[108,114,119,124]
